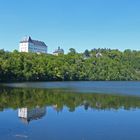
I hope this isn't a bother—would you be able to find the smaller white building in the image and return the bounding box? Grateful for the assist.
[53,46,64,56]
[96,52,102,58]
[19,36,48,54]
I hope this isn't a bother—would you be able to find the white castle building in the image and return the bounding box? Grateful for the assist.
[53,46,64,56]
[19,36,48,54]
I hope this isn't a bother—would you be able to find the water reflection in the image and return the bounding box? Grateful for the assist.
[18,106,46,124]
[1,86,140,140]
[0,87,140,112]
[17,105,63,124]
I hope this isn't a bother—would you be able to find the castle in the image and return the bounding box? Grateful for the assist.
[19,36,48,54]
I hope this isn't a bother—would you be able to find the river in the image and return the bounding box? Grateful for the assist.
[0,81,140,140]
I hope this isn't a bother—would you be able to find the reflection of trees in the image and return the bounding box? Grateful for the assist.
[0,87,140,111]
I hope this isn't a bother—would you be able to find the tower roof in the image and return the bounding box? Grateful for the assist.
[53,46,64,53]
[20,36,47,47]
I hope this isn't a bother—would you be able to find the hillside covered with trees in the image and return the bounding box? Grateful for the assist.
[0,48,140,82]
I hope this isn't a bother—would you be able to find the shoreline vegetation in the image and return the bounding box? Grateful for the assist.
[0,48,140,82]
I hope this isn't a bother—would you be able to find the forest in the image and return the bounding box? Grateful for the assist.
[0,48,140,82]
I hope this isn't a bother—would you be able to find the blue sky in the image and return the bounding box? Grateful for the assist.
[0,0,140,53]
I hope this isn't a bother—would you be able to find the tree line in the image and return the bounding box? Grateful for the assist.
[0,48,140,82]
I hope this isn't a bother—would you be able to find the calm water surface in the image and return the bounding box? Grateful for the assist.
[0,81,140,140]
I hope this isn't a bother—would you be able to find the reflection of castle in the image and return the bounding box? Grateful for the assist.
[18,106,46,124]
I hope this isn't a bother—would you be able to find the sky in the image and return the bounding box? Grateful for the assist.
[0,0,140,53]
